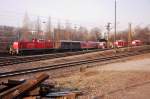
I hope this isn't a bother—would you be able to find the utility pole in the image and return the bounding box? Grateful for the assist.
[114,0,117,52]
[65,21,71,40]
[48,16,51,40]
[106,22,111,48]
[58,21,61,42]
[18,31,20,41]
[55,20,61,48]
[74,25,77,41]
[42,21,46,40]
[128,23,132,50]
[37,16,40,39]
[48,17,54,47]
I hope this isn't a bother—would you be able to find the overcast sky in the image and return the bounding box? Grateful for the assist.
[0,0,149,30]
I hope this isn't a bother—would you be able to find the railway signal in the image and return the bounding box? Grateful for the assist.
[106,22,112,48]
[128,23,133,51]
[114,0,117,53]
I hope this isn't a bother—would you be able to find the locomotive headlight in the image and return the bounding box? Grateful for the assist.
[115,42,118,45]
[132,41,136,44]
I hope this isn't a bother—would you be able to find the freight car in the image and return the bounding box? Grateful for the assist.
[58,40,81,50]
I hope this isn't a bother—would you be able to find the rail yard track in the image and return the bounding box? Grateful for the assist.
[0,48,149,78]
[0,49,108,67]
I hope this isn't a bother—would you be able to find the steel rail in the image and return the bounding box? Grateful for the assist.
[0,49,149,78]
[0,49,108,66]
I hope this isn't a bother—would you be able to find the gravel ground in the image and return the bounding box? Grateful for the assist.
[0,46,150,99]
[0,50,114,73]
[0,46,148,73]
[53,53,150,99]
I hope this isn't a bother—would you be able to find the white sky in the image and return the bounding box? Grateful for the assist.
[0,0,149,31]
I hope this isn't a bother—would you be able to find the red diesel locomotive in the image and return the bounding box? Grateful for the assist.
[114,40,142,48]
[9,39,107,55]
[10,39,54,54]
[9,38,142,55]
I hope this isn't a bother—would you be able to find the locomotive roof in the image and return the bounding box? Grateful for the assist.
[60,40,81,43]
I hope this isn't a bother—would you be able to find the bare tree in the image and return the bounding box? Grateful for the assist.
[109,25,150,44]
[77,26,88,41]
[65,21,72,40]
[46,16,52,40]
[90,27,102,41]
[21,12,31,40]
[134,26,150,44]
[35,16,42,39]
[22,12,30,31]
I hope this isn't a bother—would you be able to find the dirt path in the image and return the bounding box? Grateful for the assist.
[53,53,150,99]
[1,50,150,99]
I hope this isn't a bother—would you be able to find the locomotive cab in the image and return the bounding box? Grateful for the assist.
[9,41,19,55]
[131,40,142,46]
